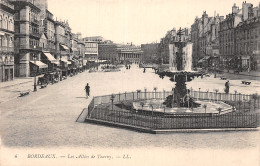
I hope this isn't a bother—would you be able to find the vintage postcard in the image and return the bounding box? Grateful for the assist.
[0,0,259,165]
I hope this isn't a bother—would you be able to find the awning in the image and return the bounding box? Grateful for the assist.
[198,58,204,63]
[60,44,69,50]
[52,60,60,65]
[30,61,48,69]
[225,58,233,61]
[43,52,56,62]
[69,59,76,63]
[71,48,78,52]
[253,50,260,54]
[204,56,211,60]
[61,59,71,65]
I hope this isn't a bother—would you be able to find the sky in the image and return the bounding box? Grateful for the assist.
[48,0,259,45]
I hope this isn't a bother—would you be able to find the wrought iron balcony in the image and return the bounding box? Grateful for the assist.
[30,18,40,25]
[29,30,41,38]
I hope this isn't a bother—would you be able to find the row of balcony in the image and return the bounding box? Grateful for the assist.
[29,30,41,38]
[0,0,14,10]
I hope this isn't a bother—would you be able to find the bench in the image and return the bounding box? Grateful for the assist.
[20,90,30,97]
[40,84,47,89]
[242,81,251,85]
[220,77,227,80]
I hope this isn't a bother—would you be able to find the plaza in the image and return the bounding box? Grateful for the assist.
[0,66,259,147]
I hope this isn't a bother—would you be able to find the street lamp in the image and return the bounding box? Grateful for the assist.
[33,53,37,92]
[111,94,115,111]
[60,44,62,81]
[136,90,141,99]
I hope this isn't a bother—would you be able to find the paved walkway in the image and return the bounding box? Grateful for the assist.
[0,77,33,89]
[223,69,260,78]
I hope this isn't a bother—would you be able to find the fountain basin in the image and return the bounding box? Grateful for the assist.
[133,99,233,115]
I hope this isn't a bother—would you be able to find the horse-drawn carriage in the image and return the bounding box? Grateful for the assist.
[38,72,60,85]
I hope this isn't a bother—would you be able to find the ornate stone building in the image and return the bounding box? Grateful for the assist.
[191,11,224,68]
[219,2,260,72]
[98,42,143,64]
[11,0,44,77]
[0,0,15,82]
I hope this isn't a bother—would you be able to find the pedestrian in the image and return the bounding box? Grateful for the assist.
[224,80,230,94]
[85,83,90,98]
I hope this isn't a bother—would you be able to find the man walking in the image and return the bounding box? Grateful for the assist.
[225,80,230,94]
[85,83,90,98]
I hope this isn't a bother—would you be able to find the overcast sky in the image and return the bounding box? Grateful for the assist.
[48,0,259,45]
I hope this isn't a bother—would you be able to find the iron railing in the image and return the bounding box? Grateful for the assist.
[86,91,260,129]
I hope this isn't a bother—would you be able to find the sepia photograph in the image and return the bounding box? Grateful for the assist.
[0,0,260,165]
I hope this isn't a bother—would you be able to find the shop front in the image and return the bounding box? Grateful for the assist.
[29,61,48,77]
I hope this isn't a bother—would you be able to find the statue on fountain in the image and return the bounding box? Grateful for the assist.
[159,27,202,108]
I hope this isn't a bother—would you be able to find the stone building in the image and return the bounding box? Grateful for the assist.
[191,11,224,68]
[98,42,143,64]
[219,2,260,72]
[82,36,99,62]
[0,0,15,82]
[235,14,260,71]
[219,4,243,70]
[11,0,45,77]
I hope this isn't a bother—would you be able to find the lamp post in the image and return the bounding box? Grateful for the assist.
[111,94,115,111]
[33,53,37,92]
[137,90,141,99]
[153,87,157,99]
[60,46,62,81]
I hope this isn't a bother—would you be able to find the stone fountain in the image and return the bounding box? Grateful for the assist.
[158,28,203,108]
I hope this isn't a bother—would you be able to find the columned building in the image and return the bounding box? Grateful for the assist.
[117,44,143,64]
[98,43,143,64]
[0,0,15,82]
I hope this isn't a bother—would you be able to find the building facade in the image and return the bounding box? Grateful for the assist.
[0,0,15,82]
[219,2,260,72]
[191,11,224,68]
[235,16,260,71]
[98,43,143,64]
[11,0,44,77]
[83,36,99,62]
